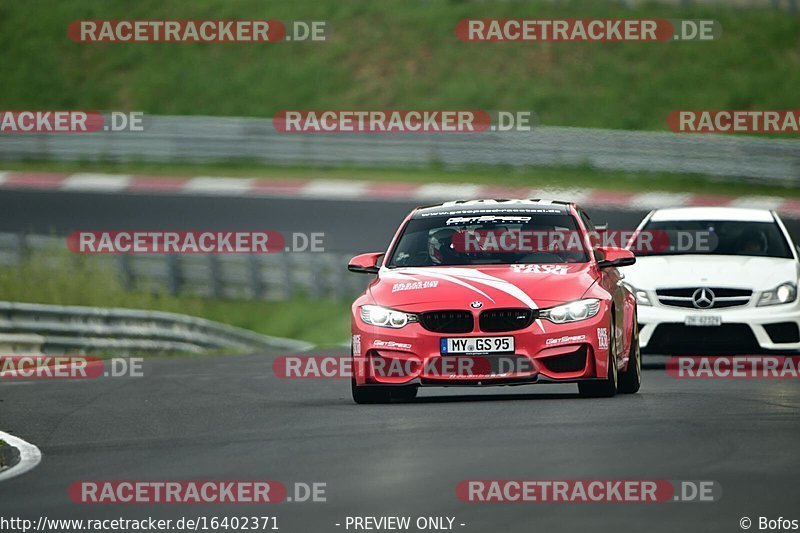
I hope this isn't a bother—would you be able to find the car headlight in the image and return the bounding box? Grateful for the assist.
[540,299,601,324]
[360,305,417,328]
[757,282,797,307]
[621,282,652,306]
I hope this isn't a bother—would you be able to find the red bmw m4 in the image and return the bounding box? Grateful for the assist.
[348,199,640,403]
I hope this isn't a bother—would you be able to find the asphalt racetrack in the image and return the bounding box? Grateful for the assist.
[1,188,797,251]
[0,188,798,532]
[1,352,799,532]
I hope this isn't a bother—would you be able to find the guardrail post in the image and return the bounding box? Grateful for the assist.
[248,254,264,299]
[166,255,181,296]
[208,255,223,298]
[281,254,294,299]
[309,254,323,298]
[118,254,134,291]
[15,231,28,265]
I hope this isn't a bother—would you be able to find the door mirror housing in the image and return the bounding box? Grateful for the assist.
[348,252,383,274]
[596,246,636,269]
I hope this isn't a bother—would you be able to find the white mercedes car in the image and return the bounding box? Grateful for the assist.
[622,207,800,355]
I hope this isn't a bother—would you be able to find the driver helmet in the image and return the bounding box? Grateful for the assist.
[429,228,459,265]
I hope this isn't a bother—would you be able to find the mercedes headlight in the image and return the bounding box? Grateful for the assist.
[757,282,797,307]
[622,282,652,306]
[360,305,417,328]
[540,299,601,324]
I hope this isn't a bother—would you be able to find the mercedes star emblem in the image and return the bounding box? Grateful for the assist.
[692,288,715,309]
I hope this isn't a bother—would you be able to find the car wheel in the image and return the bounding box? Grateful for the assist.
[578,317,618,398]
[618,320,641,394]
[351,377,394,404]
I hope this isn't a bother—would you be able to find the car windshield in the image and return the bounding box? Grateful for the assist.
[639,219,792,258]
[386,212,590,267]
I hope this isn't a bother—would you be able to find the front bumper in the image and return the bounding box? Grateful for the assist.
[351,312,612,387]
[638,300,800,354]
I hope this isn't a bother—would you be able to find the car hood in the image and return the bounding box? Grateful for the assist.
[369,264,597,312]
[623,255,799,291]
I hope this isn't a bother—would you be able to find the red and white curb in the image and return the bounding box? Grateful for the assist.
[1,171,797,218]
[0,431,42,482]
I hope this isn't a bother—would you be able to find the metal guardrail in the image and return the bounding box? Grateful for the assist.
[0,232,354,354]
[0,233,367,302]
[0,116,797,184]
[0,300,314,355]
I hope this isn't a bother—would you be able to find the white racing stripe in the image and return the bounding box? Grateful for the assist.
[389,267,536,307]
[437,268,546,332]
[393,268,496,303]
[0,431,42,482]
[450,268,536,305]
[395,267,545,331]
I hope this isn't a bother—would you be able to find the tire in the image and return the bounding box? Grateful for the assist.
[618,320,641,394]
[578,316,618,398]
[351,377,393,404]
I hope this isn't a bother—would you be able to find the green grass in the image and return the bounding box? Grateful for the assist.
[0,251,351,347]
[0,1,798,132]
[3,159,798,198]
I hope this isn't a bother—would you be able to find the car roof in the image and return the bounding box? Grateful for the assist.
[413,199,573,218]
[648,207,775,223]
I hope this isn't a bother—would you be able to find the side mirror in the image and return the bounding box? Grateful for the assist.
[348,252,383,274]
[597,246,636,269]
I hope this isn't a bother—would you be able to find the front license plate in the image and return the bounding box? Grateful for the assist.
[685,315,722,327]
[440,336,514,354]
